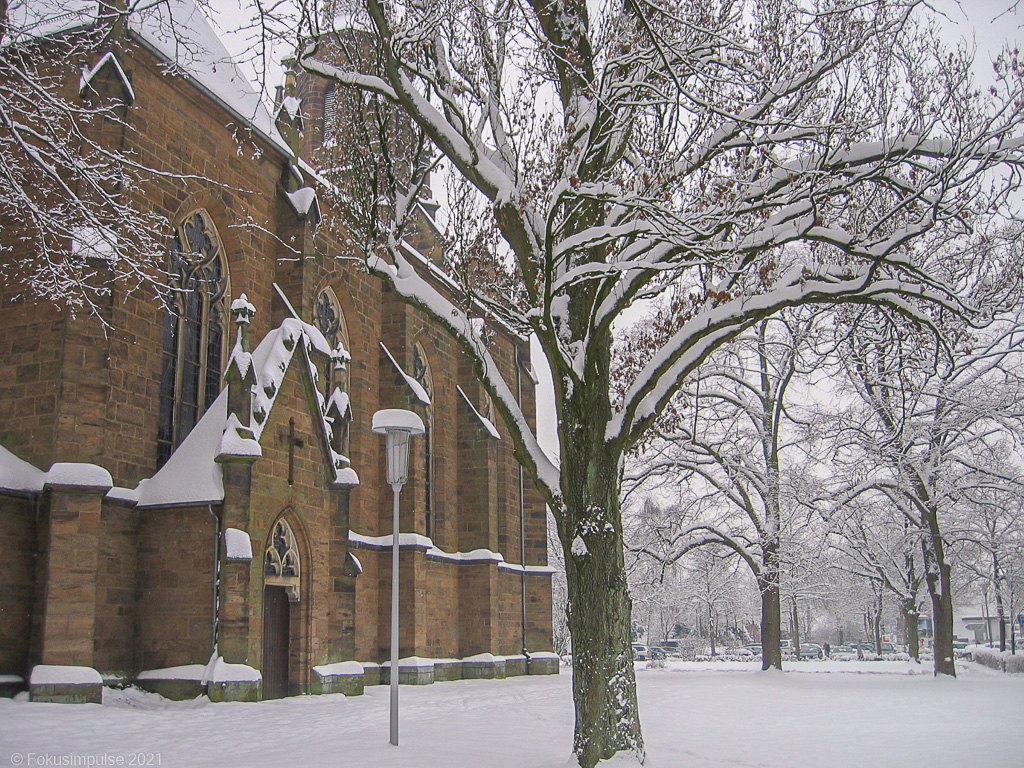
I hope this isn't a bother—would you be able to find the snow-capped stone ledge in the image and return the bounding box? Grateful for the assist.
[204,657,262,703]
[29,665,102,704]
[45,462,113,491]
[224,527,253,560]
[432,658,463,682]
[381,656,435,685]
[29,665,102,685]
[497,562,559,575]
[134,664,205,701]
[312,661,364,696]
[136,664,206,681]
[525,651,561,675]
[333,467,360,487]
[462,653,508,681]
[349,530,435,550]
[216,414,262,461]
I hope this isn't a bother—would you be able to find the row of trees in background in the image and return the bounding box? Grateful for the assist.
[623,294,1024,676]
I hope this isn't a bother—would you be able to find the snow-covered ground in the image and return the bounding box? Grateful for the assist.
[2,660,1022,767]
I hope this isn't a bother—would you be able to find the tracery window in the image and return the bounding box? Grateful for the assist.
[156,211,229,468]
[315,286,350,395]
[412,343,435,540]
[265,518,301,601]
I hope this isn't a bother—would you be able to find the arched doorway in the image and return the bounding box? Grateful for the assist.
[263,518,300,699]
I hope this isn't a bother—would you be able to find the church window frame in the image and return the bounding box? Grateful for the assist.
[265,518,301,602]
[412,343,436,541]
[156,210,230,468]
[315,286,351,395]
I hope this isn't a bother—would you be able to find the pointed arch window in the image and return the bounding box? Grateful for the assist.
[412,343,436,540]
[315,286,350,395]
[156,211,230,468]
[265,518,301,602]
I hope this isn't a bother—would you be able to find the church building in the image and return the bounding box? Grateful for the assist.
[0,0,555,702]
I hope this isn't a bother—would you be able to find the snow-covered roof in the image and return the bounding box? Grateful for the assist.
[0,444,46,494]
[5,0,291,157]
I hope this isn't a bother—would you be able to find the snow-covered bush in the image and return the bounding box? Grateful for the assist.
[971,646,1024,673]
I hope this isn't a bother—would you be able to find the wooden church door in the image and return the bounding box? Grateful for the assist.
[262,585,290,699]
[263,518,301,699]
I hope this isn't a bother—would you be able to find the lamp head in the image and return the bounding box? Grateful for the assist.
[372,409,425,487]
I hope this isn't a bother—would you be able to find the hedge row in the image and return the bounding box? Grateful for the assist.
[971,646,1024,673]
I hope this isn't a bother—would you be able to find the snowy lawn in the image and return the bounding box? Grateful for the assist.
[2,660,1022,767]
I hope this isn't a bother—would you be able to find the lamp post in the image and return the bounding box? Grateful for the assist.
[372,408,424,747]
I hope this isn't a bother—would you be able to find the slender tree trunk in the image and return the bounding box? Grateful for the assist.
[872,603,883,654]
[993,553,1007,652]
[901,598,921,662]
[791,600,801,661]
[708,602,717,657]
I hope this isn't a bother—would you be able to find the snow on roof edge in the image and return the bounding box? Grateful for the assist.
[0,442,46,494]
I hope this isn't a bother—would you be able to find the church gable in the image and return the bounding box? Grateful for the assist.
[136,300,358,509]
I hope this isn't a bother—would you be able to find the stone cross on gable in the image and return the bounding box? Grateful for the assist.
[278,416,305,486]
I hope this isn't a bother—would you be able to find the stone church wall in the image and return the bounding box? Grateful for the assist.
[135,507,216,672]
[0,496,37,677]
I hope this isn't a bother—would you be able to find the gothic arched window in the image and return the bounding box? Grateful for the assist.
[265,518,301,602]
[315,286,350,395]
[156,211,229,468]
[412,343,435,540]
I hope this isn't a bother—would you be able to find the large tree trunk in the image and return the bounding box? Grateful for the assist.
[922,517,956,677]
[557,395,643,767]
[901,597,921,662]
[758,574,783,670]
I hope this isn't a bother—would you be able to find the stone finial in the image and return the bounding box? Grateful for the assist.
[331,342,351,372]
[231,294,257,351]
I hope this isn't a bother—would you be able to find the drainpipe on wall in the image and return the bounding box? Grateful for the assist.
[207,505,221,658]
[515,345,528,659]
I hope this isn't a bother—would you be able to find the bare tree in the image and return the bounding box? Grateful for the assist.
[0,0,206,312]
[624,313,823,671]
[821,305,1024,675]
[950,454,1024,652]
[236,0,1024,761]
[825,496,927,660]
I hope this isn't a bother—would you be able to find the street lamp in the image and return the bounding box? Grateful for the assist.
[372,408,424,747]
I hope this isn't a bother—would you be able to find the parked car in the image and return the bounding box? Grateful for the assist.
[731,646,756,658]
[657,640,683,657]
[745,645,763,656]
[632,643,650,661]
[830,644,858,660]
[798,643,824,659]
[649,646,667,660]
